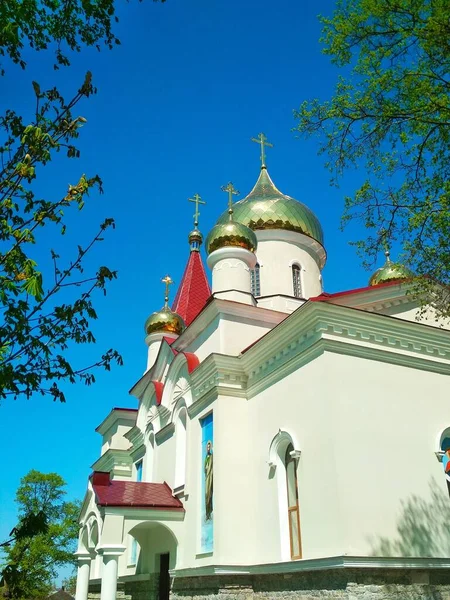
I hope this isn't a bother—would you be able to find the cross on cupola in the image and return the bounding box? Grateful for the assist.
[251,132,273,168]
[221,181,239,221]
[188,193,206,229]
[161,275,174,308]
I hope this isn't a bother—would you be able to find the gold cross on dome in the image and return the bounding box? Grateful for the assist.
[221,182,239,219]
[161,275,174,307]
[188,193,206,228]
[251,132,273,168]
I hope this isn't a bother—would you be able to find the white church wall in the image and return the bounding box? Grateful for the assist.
[254,231,323,300]
[183,316,221,362]
[184,313,276,359]
[326,352,450,557]
[212,393,261,564]
[244,352,344,564]
[245,350,450,564]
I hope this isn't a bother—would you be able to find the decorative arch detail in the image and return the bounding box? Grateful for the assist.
[268,430,301,469]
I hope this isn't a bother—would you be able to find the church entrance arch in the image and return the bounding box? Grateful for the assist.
[129,521,178,600]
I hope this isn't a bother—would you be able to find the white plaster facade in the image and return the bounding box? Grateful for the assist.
[77,171,450,600]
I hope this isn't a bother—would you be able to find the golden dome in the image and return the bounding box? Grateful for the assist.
[205,220,258,255]
[369,253,412,286]
[188,228,203,248]
[145,306,185,336]
[216,168,324,246]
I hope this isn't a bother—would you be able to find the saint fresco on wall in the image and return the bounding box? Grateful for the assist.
[201,413,213,552]
[441,437,450,495]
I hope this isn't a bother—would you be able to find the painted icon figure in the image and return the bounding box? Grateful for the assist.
[204,440,213,521]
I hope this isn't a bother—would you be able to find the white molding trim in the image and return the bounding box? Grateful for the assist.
[170,555,450,578]
[105,507,185,520]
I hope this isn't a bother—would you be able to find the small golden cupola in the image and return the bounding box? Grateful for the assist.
[369,250,412,286]
[145,275,186,336]
[205,182,257,256]
[205,182,258,306]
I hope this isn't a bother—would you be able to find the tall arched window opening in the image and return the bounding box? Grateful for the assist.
[174,407,188,490]
[285,444,302,559]
[251,263,261,297]
[292,264,302,298]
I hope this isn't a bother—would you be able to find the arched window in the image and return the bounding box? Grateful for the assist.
[285,444,302,559]
[174,407,188,490]
[250,262,261,297]
[292,264,302,298]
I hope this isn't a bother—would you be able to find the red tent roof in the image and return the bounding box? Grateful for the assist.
[91,472,184,510]
[172,250,211,326]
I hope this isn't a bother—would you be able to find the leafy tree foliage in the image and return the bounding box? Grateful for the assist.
[0,0,165,73]
[0,74,123,401]
[1,470,80,599]
[295,0,450,316]
[0,0,171,400]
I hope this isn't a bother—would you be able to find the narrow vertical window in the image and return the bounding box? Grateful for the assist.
[251,263,261,297]
[285,444,302,559]
[292,264,301,298]
[136,459,143,482]
[130,537,138,565]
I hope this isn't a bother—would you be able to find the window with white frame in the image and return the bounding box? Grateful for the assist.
[292,264,302,298]
[250,262,261,297]
[128,535,139,566]
[135,459,143,482]
[285,444,302,559]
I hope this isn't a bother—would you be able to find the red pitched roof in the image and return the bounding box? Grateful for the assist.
[91,472,184,510]
[310,280,401,302]
[172,251,211,326]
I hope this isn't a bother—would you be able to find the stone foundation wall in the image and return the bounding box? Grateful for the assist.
[88,568,450,600]
[88,575,160,600]
[171,569,450,600]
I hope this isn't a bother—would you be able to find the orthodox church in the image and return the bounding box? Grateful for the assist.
[76,135,450,600]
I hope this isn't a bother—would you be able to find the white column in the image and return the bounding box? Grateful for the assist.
[74,552,92,600]
[98,545,126,600]
[207,247,257,305]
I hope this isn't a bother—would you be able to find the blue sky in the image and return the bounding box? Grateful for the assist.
[0,0,378,581]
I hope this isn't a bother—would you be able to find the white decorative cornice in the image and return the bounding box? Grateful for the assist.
[171,555,450,578]
[190,354,246,403]
[95,409,137,436]
[181,300,450,410]
[91,449,133,478]
[124,425,144,448]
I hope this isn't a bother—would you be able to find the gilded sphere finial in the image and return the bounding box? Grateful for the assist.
[369,254,412,286]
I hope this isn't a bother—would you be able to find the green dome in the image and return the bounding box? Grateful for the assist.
[369,254,412,286]
[145,306,185,336]
[216,168,324,246]
[205,220,257,255]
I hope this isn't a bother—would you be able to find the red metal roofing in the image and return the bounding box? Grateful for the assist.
[310,279,401,301]
[91,473,184,510]
[172,251,211,326]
